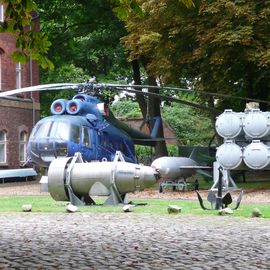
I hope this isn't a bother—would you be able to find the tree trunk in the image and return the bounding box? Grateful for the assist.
[246,63,254,99]
[245,63,269,111]
[147,76,168,157]
[131,59,168,157]
[256,77,269,111]
[131,60,147,118]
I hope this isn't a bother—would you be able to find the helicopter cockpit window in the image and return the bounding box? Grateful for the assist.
[82,127,91,147]
[32,122,51,139]
[69,125,80,144]
[31,121,80,144]
[50,122,70,141]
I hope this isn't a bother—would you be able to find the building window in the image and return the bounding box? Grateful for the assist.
[0,130,7,163]
[19,131,27,163]
[0,51,2,91]
[0,5,4,23]
[16,62,22,89]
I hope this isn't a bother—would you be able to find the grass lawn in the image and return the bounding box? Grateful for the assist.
[0,195,269,218]
[169,176,270,191]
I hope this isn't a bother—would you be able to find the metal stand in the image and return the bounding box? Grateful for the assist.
[65,152,86,206]
[159,180,194,193]
[211,161,238,190]
[103,151,128,205]
[65,151,130,206]
[215,167,223,209]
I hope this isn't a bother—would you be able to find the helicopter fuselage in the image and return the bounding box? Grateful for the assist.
[27,94,137,167]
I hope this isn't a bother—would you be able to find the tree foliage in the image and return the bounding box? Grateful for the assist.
[112,99,142,118]
[120,0,270,111]
[162,104,214,146]
[38,0,129,79]
[112,99,214,146]
[0,0,53,68]
[6,0,269,154]
[3,0,270,112]
[36,0,134,119]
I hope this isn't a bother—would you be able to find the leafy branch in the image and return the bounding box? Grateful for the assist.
[0,0,53,69]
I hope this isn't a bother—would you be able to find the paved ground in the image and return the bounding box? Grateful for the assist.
[0,212,270,269]
[1,181,270,269]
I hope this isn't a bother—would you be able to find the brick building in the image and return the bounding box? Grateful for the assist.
[0,4,40,169]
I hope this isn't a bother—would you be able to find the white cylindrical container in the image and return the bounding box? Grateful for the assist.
[243,140,270,170]
[243,109,270,139]
[216,140,243,170]
[215,110,244,139]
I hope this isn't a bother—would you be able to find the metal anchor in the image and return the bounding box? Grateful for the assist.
[196,166,243,210]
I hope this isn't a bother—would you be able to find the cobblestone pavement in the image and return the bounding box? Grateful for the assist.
[0,212,270,269]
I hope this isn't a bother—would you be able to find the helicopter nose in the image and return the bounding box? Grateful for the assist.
[28,140,68,167]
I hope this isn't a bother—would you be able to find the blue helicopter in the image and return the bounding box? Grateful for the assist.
[28,92,162,167]
[0,82,216,169]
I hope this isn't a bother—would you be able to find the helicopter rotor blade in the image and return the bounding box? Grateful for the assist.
[105,86,219,113]
[0,83,80,98]
[0,82,218,113]
[102,83,270,106]
[1,82,269,106]
[1,81,267,112]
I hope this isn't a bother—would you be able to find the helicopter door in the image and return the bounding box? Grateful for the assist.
[99,131,109,160]
[80,126,93,161]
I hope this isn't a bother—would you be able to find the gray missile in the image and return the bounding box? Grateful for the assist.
[151,156,199,180]
[48,153,158,206]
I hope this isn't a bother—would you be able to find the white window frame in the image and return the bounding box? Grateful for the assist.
[0,130,7,164]
[0,5,4,23]
[19,131,27,163]
[16,62,22,89]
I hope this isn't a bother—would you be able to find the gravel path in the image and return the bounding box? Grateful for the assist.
[0,213,270,269]
[0,181,270,269]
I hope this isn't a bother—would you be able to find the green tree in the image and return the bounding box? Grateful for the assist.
[120,0,270,112]
[112,0,196,157]
[0,0,53,68]
[38,0,178,157]
[1,0,199,157]
[112,99,214,146]
[162,104,214,146]
[36,0,133,117]
[112,99,142,118]
[38,0,129,79]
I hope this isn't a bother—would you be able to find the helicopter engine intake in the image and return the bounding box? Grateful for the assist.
[50,99,67,115]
